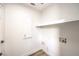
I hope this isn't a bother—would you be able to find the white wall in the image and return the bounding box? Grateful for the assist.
[39,4,60,25]
[3,4,41,56]
[58,3,79,20]
[38,20,79,56]
[1,3,79,56]
[37,3,79,56]
[38,27,60,56]
[39,3,79,25]
[0,4,5,55]
[59,20,79,56]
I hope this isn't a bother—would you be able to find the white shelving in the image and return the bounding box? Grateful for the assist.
[36,19,79,28]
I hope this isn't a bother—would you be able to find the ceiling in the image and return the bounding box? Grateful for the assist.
[25,3,51,11]
[0,3,51,11]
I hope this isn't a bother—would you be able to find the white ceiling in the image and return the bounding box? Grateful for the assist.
[25,3,51,11]
[0,3,51,11]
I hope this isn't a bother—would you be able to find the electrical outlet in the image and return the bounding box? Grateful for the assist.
[59,37,67,44]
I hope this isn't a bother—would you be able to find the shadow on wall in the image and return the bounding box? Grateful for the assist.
[38,20,79,56]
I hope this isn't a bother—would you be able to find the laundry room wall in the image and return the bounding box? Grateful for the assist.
[40,3,79,25]
[3,4,41,56]
[37,3,79,56]
[0,4,5,55]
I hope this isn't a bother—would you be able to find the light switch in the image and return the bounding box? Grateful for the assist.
[23,34,32,39]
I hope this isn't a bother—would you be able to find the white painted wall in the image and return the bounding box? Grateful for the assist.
[0,4,5,55]
[38,27,60,56]
[58,3,79,20]
[37,3,79,56]
[1,3,79,56]
[39,3,79,25]
[39,4,60,25]
[59,20,79,56]
[3,4,41,56]
[38,20,79,56]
